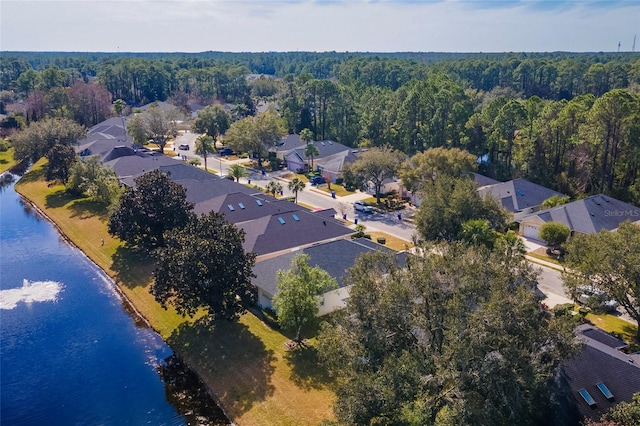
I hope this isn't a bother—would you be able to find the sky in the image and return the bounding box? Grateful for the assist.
[1,0,639,53]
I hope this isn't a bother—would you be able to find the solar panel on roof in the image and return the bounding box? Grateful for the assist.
[517,189,525,196]
[578,389,596,406]
[596,383,614,400]
[277,217,285,224]
[292,214,300,221]
[238,203,245,209]
[227,204,235,211]
[256,199,263,206]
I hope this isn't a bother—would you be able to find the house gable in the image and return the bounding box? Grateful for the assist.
[479,178,564,215]
[519,194,640,234]
[252,238,404,311]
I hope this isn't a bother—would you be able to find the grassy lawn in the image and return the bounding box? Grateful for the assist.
[0,147,17,174]
[316,184,353,197]
[15,160,336,426]
[368,231,414,251]
[585,311,638,344]
[526,251,563,266]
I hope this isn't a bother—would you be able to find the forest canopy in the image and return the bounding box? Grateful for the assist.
[2,51,639,204]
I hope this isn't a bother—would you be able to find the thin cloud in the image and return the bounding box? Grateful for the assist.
[1,0,638,52]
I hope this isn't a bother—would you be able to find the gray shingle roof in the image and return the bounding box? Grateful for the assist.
[194,192,287,222]
[159,163,219,183]
[139,101,178,113]
[236,209,352,256]
[289,140,355,161]
[252,238,402,297]
[175,176,259,206]
[560,325,640,422]
[88,117,127,139]
[472,172,500,188]
[82,113,356,258]
[275,134,305,154]
[478,178,564,213]
[521,194,640,233]
[107,153,177,184]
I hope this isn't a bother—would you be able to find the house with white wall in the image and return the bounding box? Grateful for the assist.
[519,194,640,240]
[478,178,565,220]
[251,238,406,315]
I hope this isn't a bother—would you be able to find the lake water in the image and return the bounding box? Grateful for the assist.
[0,176,227,425]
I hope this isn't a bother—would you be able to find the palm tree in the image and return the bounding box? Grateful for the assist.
[228,164,249,182]
[300,128,313,144]
[288,177,305,204]
[304,143,320,171]
[195,135,216,171]
[266,180,283,197]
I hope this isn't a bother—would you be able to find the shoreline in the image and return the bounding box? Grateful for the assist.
[12,174,233,425]
[17,188,156,331]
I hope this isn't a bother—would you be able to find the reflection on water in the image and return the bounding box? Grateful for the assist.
[160,354,230,426]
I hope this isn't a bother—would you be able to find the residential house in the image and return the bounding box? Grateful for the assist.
[366,177,404,198]
[74,111,354,273]
[183,188,353,257]
[77,117,130,157]
[519,194,640,240]
[478,178,565,220]
[558,324,640,423]
[252,238,405,315]
[278,134,363,182]
[472,172,499,188]
[138,101,178,114]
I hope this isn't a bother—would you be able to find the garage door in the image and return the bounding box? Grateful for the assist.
[523,223,541,240]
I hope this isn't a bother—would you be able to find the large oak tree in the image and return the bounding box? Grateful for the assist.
[108,169,194,253]
[319,245,576,425]
[12,117,86,162]
[563,221,640,339]
[415,175,511,242]
[152,212,256,320]
[348,145,404,203]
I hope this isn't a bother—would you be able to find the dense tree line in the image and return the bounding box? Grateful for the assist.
[2,52,639,204]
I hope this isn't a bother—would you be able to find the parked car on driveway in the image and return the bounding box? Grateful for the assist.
[178,144,189,150]
[309,175,325,186]
[354,200,373,213]
[218,147,234,156]
[575,285,618,312]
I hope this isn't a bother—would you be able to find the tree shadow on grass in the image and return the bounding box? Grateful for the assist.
[167,316,277,418]
[284,345,335,391]
[67,198,110,220]
[15,165,45,185]
[44,188,76,208]
[110,245,155,288]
